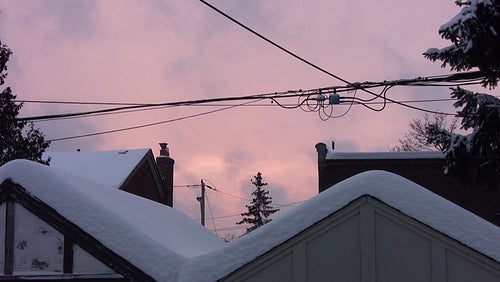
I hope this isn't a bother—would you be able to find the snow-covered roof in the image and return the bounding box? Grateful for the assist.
[46,149,151,189]
[0,160,225,281]
[0,160,498,281]
[326,150,445,160]
[179,168,499,281]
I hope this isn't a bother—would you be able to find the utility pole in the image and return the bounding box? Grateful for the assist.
[197,179,206,226]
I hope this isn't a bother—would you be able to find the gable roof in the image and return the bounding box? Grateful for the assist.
[0,160,498,281]
[46,149,151,189]
[0,160,225,281]
[178,169,500,281]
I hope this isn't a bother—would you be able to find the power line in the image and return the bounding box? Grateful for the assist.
[14,100,150,106]
[18,97,455,123]
[35,105,176,122]
[209,188,250,201]
[202,179,251,201]
[198,200,307,222]
[196,0,487,116]
[47,99,262,142]
[13,91,284,122]
[7,72,492,142]
[203,214,241,220]
[275,200,307,208]
[25,85,468,142]
[197,0,351,86]
[205,191,218,234]
[8,71,490,124]
[173,184,202,188]
[178,181,308,220]
[16,97,475,108]
[207,225,250,232]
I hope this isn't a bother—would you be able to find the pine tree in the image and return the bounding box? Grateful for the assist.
[424,0,500,188]
[0,40,50,166]
[424,0,500,88]
[427,88,500,188]
[237,172,279,233]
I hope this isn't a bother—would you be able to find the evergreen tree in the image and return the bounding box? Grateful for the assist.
[0,40,50,166]
[237,172,279,233]
[424,0,500,88]
[424,0,500,188]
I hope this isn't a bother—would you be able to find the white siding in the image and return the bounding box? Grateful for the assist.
[13,204,64,274]
[446,250,499,282]
[73,245,115,274]
[375,212,432,282]
[241,252,292,282]
[223,197,500,282]
[306,213,360,282]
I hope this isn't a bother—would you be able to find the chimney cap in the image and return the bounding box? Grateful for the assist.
[159,143,170,156]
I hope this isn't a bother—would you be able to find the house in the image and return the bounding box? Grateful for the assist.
[46,143,174,207]
[315,142,500,226]
[0,159,498,281]
[0,159,223,281]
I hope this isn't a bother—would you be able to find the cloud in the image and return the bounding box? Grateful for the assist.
[0,0,467,236]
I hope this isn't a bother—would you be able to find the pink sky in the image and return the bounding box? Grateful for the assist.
[0,1,464,237]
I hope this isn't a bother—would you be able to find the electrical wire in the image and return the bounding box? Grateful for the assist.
[202,179,251,201]
[12,92,282,122]
[208,225,250,232]
[47,99,263,142]
[34,105,176,122]
[197,0,351,85]
[196,0,482,116]
[7,71,491,143]
[14,71,491,107]
[205,191,218,234]
[180,180,308,221]
[9,71,490,123]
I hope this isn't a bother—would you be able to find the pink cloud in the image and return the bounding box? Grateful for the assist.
[0,0,464,237]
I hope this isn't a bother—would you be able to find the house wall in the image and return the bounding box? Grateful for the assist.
[318,157,448,192]
[122,161,167,205]
[222,197,500,282]
[0,202,118,277]
[0,180,153,281]
[316,144,500,226]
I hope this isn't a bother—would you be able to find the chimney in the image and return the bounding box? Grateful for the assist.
[157,143,175,207]
[315,143,328,193]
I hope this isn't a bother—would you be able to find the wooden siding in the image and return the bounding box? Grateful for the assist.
[0,180,154,281]
[72,245,114,274]
[223,196,500,282]
[13,203,64,273]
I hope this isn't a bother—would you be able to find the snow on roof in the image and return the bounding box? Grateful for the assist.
[46,149,150,188]
[0,160,225,281]
[1,160,498,281]
[178,170,500,281]
[326,150,445,160]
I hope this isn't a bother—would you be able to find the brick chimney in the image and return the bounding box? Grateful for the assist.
[157,143,174,207]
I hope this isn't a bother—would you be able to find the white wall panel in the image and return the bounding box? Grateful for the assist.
[13,204,63,274]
